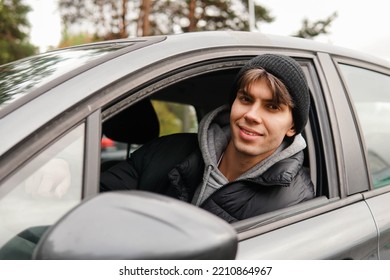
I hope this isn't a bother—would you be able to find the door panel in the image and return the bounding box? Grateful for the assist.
[236,201,378,259]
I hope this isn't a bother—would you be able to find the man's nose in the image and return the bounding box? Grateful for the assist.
[244,104,263,123]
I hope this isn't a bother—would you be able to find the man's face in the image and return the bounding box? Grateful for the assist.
[230,78,295,162]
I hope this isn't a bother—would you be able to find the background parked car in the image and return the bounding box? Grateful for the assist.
[0,31,390,259]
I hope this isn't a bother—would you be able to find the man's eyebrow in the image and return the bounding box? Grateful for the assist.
[238,89,251,96]
[239,89,276,103]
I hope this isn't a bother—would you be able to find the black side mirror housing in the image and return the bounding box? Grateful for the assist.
[33,191,237,259]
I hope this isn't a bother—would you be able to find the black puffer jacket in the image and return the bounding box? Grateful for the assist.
[100,133,314,223]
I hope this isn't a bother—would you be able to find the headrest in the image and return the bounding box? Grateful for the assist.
[103,98,160,144]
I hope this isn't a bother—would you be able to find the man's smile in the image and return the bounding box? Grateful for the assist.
[238,125,264,137]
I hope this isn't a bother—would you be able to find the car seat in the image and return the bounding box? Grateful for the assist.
[101,98,160,171]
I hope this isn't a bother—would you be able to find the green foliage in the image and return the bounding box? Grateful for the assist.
[165,102,198,132]
[152,101,182,136]
[0,0,37,64]
[152,101,198,136]
[293,12,338,39]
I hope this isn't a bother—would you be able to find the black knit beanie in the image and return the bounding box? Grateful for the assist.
[230,54,310,135]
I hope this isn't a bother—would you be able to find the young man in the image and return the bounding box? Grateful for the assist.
[100,54,314,223]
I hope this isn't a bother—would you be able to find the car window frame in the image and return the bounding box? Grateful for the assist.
[317,53,372,196]
[298,59,337,199]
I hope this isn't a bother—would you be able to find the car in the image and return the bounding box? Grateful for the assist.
[0,31,390,260]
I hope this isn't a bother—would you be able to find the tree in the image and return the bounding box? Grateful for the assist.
[0,0,37,64]
[58,0,275,38]
[138,0,151,36]
[59,0,136,40]
[147,0,274,34]
[58,0,338,41]
[293,12,338,39]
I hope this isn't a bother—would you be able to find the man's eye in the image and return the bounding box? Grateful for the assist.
[267,104,280,110]
[238,94,251,103]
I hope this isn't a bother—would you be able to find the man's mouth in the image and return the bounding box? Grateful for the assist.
[242,129,258,136]
[240,126,263,137]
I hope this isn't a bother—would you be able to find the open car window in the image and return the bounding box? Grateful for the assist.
[99,56,329,228]
[339,64,390,189]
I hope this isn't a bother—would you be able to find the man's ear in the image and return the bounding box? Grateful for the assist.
[286,124,296,137]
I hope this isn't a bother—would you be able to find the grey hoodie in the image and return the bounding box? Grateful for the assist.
[192,105,307,206]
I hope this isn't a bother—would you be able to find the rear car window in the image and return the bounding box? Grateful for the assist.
[339,64,390,188]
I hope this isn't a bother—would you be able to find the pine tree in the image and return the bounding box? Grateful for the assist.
[0,0,37,64]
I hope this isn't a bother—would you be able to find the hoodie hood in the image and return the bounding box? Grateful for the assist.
[198,105,231,169]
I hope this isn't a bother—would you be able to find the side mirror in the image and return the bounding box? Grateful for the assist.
[33,191,237,259]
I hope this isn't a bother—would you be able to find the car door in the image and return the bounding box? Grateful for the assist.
[336,59,390,259]
[95,49,379,259]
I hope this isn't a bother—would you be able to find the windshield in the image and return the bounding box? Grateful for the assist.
[0,43,131,111]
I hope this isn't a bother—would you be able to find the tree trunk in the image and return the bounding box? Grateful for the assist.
[188,0,197,32]
[139,0,151,36]
[120,0,128,38]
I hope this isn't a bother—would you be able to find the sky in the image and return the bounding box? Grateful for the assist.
[26,0,390,62]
